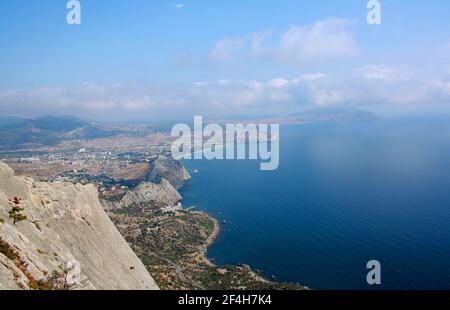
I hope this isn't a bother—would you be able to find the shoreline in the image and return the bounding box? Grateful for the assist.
[109,177,307,289]
[180,172,275,284]
[193,210,283,285]
[205,214,221,249]
[198,212,220,267]
[120,157,308,289]
[180,171,307,289]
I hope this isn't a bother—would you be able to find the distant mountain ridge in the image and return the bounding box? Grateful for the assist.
[289,107,378,123]
[0,116,135,150]
[0,116,88,131]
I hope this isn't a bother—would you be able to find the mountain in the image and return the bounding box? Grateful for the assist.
[0,117,26,130]
[0,116,129,150]
[27,116,89,132]
[146,155,191,190]
[0,162,159,290]
[105,179,182,211]
[289,107,378,123]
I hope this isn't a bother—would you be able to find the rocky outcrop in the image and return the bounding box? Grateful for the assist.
[0,162,159,290]
[147,155,191,189]
[117,179,182,208]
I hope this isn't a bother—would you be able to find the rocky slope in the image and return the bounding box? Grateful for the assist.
[121,180,182,207]
[147,155,191,189]
[105,179,182,210]
[0,162,159,290]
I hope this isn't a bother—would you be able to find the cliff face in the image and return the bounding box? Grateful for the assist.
[147,155,191,189]
[110,179,182,210]
[0,162,159,290]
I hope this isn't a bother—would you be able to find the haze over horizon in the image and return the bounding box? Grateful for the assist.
[1,1,450,121]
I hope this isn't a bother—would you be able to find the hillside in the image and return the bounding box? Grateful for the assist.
[147,155,191,189]
[0,162,159,290]
[0,116,133,150]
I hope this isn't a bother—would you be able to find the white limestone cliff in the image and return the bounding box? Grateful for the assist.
[0,162,159,290]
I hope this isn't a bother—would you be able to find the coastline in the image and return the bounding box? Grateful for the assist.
[202,214,220,267]
[177,166,307,289]
[190,209,302,287]
[108,160,306,289]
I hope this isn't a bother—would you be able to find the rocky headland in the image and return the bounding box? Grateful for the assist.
[146,155,191,189]
[0,162,159,290]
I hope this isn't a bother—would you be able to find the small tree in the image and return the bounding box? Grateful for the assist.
[8,197,27,225]
[46,270,71,290]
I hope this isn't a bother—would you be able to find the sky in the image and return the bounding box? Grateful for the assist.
[0,0,450,121]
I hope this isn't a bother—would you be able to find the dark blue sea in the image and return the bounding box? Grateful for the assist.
[180,119,450,289]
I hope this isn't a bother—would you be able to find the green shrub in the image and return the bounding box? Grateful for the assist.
[8,197,27,225]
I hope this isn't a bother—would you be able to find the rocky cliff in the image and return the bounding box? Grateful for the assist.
[0,162,159,290]
[108,179,182,210]
[147,155,191,189]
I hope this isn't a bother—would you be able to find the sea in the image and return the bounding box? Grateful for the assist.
[180,118,450,289]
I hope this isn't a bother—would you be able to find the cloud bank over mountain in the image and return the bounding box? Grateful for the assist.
[1,61,450,120]
[1,15,450,121]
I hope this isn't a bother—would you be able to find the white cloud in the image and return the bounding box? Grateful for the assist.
[0,84,166,119]
[267,78,290,89]
[218,79,231,86]
[277,18,358,64]
[209,18,358,65]
[2,62,450,120]
[194,81,209,86]
[293,73,325,83]
[186,62,450,109]
[300,65,440,106]
[209,37,246,62]
[248,29,272,58]
[353,65,411,81]
[175,3,185,9]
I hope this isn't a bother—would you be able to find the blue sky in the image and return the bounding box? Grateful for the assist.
[1,1,450,120]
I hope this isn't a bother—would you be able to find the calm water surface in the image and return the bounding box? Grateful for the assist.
[180,120,450,289]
